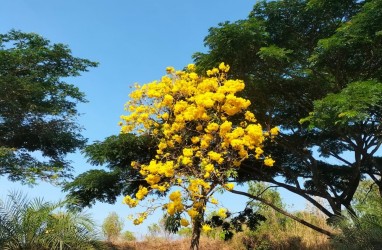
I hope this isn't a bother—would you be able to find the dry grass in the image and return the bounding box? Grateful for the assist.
[106,230,332,250]
[103,237,235,250]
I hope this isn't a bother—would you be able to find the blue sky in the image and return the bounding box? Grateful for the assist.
[0,0,306,236]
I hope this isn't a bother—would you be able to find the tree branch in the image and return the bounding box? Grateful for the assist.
[229,189,334,237]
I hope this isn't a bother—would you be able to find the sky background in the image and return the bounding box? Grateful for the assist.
[0,0,306,237]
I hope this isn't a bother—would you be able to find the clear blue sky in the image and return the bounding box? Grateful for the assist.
[0,0,306,237]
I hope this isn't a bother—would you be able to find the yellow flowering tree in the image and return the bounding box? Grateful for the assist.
[120,63,277,249]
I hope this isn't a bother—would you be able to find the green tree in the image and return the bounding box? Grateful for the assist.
[102,212,124,243]
[194,0,382,224]
[0,191,99,249]
[0,30,97,184]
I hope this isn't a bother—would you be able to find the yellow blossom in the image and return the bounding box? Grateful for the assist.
[205,122,219,133]
[145,174,161,185]
[169,190,182,201]
[187,209,199,219]
[264,157,275,167]
[191,136,200,144]
[161,112,169,120]
[123,195,138,208]
[120,63,275,232]
[187,64,196,72]
[255,147,264,156]
[204,163,214,173]
[244,111,256,122]
[182,156,192,166]
[217,208,227,219]
[270,127,279,136]
[218,62,230,72]
[183,148,193,157]
[202,224,212,232]
[196,124,203,131]
[210,197,218,205]
[166,66,175,73]
[224,183,234,191]
[136,186,149,200]
[180,218,190,227]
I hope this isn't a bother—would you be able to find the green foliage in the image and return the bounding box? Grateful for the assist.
[248,182,284,211]
[301,81,382,129]
[0,191,99,250]
[102,212,124,242]
[332,196,382,249]
[0,30,97,184]
[163,213,181,234]
[352,180,380,213]
[310,0,382,86]
[193,0,382,222]
[63,134,156,209]
[258,45,293,62]
[204,207,266,241]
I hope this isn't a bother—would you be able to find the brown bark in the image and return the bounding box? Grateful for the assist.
[189,199,206,250]
[190,213,203,250]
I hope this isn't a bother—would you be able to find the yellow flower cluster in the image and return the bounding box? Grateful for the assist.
[122,195,138,208]
[180,218,190,227]
[217,208,228,219]
[135,186,149,200]
[202,224,212,232]
[167,190,184,215]
[120,63,277,227]
[133,212,148,225]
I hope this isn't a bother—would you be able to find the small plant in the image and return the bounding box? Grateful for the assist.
[0,191,99,250]
[121,230,136,241]
[102,212,124,243]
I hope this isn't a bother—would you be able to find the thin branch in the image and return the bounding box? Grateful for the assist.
[267,179,334,217]
[329,152,353,166]
[229,189,334,237]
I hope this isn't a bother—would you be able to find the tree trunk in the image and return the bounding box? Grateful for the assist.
[189,200,206,250]
[190,214,203,250]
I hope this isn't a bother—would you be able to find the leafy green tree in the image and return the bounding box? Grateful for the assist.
[0,191,99,249]
[0,30,97,184]
[194,0,382,224]
[102,212,124,243]
[248,182,284,213]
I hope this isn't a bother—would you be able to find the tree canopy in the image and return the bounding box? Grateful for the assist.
[194,0,382,219]
[0,30,97,184]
